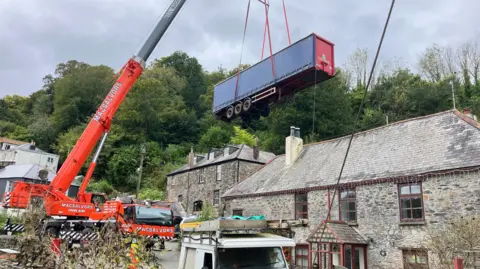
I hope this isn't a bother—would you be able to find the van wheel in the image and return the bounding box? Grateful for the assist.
[225,106,235,120]
[234,102,243,116]
[242,98,252,112]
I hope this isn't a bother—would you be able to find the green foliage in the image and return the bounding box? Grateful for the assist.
[4,44,480,197]
[198,201,216,221]
[230,126,256,147]
[139,188,164,200]
[87,179,115,195]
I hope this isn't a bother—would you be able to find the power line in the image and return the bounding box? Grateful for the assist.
[317,0,396,244]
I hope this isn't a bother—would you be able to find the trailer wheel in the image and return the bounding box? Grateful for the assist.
[226,106,235,120]
[242,98,252,112]
[234,102,243,116]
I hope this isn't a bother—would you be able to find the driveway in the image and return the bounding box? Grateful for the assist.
[155,240,180,269]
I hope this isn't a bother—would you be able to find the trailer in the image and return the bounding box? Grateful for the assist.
[213,32,335,122]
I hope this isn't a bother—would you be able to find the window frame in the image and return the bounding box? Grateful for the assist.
[294,244,309,268]
[216,165,222,181]
[398,182,425,223]
[294,192,308,220]
[339,188,357,223]
[402,249,429,269]
[198,169,205,184]
[213,190,220,206]
[232,209,243,216]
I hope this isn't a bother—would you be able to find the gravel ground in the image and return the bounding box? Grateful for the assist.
[155,240,180,269]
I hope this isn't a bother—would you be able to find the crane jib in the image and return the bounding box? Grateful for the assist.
[94,82,122,122]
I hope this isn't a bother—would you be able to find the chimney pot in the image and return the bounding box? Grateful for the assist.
[295,127,301,138]
[290,126,295,137]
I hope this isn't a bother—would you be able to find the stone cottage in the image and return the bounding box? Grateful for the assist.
[222,109,480,269]
[166,143,275,215]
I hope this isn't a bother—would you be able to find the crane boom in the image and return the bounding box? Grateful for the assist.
[48,0,187,196]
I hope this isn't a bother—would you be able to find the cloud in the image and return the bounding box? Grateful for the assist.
[0,0,479,97]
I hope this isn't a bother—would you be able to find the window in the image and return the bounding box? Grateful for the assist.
[232,209,243,216]
[402,249,428,269]
[213,190,220,206]
[295,193,308,219]
[5,145,10,150]
[47,157,54,163]
[398,183,424,222]
[339,189,356,223]
[216,165,222,181]
[178,195,183,203]
[295,245,309,268]
[198,169,205,183]
[193,200,203,212]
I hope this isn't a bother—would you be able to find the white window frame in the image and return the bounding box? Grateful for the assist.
[216,165,222,181]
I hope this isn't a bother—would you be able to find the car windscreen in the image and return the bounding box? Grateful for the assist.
[218,247,287,269]
[135,206,173,226]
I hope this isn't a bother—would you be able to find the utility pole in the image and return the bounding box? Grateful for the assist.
[451,72,457,110]
[136,143,146,199]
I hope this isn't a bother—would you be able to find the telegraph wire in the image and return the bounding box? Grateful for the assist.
[317,0,396,243]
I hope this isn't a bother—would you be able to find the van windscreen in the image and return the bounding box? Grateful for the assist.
[218,247,286,268]
[135,206,173,226]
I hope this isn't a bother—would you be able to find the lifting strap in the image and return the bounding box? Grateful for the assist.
[262,0,276,79]
[233,0,251,103]
[282,0,292,45]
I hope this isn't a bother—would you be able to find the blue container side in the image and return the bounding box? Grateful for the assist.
[213,34,316,113]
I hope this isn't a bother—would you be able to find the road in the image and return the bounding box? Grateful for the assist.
[155,240,180,269]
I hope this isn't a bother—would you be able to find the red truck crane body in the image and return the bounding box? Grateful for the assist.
[2,0,187,242]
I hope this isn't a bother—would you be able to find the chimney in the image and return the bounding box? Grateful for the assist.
[253,136,259,160]
[285,126,303,166]
[187,147,195,167]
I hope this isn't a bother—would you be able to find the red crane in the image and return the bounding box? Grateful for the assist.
[3,0,187,244]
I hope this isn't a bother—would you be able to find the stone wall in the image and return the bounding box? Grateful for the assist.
[224,171,480,268]
[166,160,263,216]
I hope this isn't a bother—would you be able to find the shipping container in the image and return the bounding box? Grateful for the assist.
[213,33,335,121]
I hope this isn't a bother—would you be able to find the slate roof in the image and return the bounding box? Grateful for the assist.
[307,221,368,244]
[0,164,56,181]
[223,110,480,198]
[168,144,276,176]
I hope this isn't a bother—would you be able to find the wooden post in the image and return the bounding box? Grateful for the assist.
[453,257,464,269]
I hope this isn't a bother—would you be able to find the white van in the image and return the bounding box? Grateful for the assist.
[178,219,295,269]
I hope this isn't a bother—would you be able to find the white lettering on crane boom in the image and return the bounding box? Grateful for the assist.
[93,82,122,122]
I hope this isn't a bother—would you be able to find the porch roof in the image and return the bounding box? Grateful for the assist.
[307,221,368,245]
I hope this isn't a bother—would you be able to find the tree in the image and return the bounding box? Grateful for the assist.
[153,51,208,115]
[116,66,198,145]
[51,64,115,132]
[198,126,233,152]
[419,44,449,83]
[230,126,256,147]
[426,216,480,269]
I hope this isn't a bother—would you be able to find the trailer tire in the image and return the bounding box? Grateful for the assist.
[242,98,252,112]
[234,102,243,116]
[226,106,235,120]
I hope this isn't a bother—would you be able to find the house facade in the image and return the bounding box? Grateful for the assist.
[166,144,275,215]
[222,110,480,269]
[0,138,59,172]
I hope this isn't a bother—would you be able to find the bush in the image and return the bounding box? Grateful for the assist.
[139,188,164,200]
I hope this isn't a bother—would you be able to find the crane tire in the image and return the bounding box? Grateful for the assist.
[234,102,243,116]
[226,106,235,120]
[242,98,252,112]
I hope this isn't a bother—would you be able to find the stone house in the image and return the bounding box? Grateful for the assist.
[166,144,275,215]
[222,109,480,269]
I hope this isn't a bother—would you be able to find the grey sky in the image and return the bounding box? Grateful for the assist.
[0,0,478,97]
